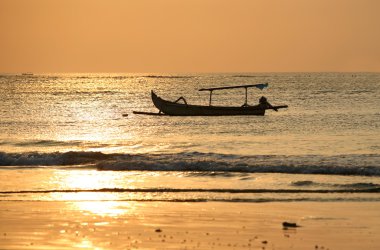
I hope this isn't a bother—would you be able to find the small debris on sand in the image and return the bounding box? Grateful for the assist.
[155,228,162,233]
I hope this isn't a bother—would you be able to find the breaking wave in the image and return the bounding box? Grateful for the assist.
[2,187,380,194]
[1,151,380,176]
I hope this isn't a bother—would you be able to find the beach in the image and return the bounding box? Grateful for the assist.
[1,201,380,250]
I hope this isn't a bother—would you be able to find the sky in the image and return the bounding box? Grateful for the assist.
[1,0,380,73]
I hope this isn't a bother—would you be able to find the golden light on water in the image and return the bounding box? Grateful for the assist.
[60,171,118,190]
[48,170,142,217]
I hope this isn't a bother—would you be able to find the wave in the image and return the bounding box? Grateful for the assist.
[5,198,380,203]
[291,181,380,189]
[144,75,193,79]
[232,75,270,78]
[1,151,380,176]
[10,140,83,147]
[2,187,380,194]
[0,151,112,166]
[334,182,380,189]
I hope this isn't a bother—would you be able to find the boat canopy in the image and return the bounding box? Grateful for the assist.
[198,83,268,92]
[199,83,268,106]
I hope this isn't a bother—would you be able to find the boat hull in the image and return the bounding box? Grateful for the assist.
[151,91,266,116]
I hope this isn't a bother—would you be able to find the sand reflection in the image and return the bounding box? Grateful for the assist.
[74,239,104,250]
[74,200,133,217]
[50,192,132,217]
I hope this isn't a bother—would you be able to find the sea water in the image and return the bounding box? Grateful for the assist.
[0,73,379,202]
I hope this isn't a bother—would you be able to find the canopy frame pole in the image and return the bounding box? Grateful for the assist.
[209,90,213,106]
[244,87,248,106]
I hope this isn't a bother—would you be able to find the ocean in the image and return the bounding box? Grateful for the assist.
[1,73,379,203]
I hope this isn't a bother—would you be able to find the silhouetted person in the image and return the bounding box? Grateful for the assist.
[259,96,278,111]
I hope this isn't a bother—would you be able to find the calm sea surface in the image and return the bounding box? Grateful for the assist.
[0,73,379,202]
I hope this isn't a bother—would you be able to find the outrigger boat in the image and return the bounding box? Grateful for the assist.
[133,83,288,116]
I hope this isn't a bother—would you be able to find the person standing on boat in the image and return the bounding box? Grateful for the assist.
[259,96,278,111]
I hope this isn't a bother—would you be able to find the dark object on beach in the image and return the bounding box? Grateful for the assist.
[155,228,162,233]
[262,240,268,244]
[122,113,128,117]
[282,222,299,228]
[133,84,288,116]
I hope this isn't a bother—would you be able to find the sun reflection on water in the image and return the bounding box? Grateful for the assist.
[53,170,134,190]
[48,170,142,217]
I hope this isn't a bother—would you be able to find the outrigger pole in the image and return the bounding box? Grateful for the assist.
[199,83,268,106]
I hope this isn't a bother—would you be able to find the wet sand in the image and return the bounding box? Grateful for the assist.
[1,201,380,249]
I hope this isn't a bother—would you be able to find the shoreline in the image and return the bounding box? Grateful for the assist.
[1,201,379,249]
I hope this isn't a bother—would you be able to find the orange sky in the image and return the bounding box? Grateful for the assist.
[1,0,379,73]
